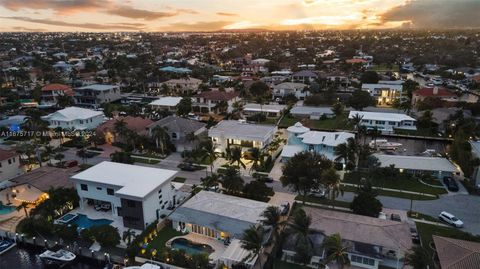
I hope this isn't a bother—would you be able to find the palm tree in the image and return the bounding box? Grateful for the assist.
[334,142,349,165]
[249,148,264,172]
[200,140,219,175]
[241,226,265,268]
[322,168,344,209]
[113,119,128,142]
[151,126,169,155]
[43,145,54,165]
[222,167,244,194]
[322,233,351,269]
[350,113,364,131]
[261,206,283,244]
[287,208,315,265]
[16,202,31,217]
[405,246,430,269]
[54,153,65,166]
[229,147,246,170]
[122,229,136,245]
[201,173,220,190]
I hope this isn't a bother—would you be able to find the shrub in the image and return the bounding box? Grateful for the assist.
[81,225,120,248]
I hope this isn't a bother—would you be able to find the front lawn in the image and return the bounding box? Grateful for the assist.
[172,177,186,183]
[133,157,161,164]
[343,172,447,196]
[342,185,438,200]
[295,195,352,209]
[415,222,480,266]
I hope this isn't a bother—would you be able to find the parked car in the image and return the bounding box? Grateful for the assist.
[179,163,199,171]
[64,160,78,168]
[390,214,401,222]
[310,188,327,198]
[438,211,463,228]
[410,227,420,244]
[447,179,459,192]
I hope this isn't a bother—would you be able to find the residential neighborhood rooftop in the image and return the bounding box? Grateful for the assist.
[208,120,276,141]
[374,154,459,173]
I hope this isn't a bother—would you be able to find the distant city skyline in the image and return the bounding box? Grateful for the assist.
[0,0,479,32]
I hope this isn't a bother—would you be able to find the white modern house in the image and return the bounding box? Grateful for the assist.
[348,111,416,133]
[243,103,286,118]
[272,82,309,100]
[42,107,105,130]
[281,122,355,162]
[149,97,183,112]
[208,120,277,153]
[74,84,121,108]
[0,149,23,183]
[71,161,178,230]
[362,83,404,106]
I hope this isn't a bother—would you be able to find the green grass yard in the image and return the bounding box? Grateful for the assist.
[133,157,161,164]
[279,113,352,131]
[145,227,183,252]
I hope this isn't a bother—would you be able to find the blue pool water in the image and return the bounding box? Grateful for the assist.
[58,213,77,222]
[69,214,113,229]
[171,238,213,256]
[0,205,15,215]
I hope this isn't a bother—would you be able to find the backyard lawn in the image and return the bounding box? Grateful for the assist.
[145,227,182,252]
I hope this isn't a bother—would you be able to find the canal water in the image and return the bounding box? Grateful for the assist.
[1,246,105,269]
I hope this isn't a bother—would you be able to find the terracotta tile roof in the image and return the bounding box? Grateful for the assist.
[0,149,18,161]
[41,83,74,96]
[413,87,456,97]
[433,235,480,269]
[96,116,154,136]
[195,90,239,101]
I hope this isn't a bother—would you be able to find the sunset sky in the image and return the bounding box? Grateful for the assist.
[0,0,479,32]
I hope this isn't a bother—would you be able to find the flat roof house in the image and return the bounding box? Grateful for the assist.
[71,161,178,230]
[208,120,277,152]
[348,111,416,133]
[374,154,460,178]
[361,83,404,106]
[290,106,335,120]
[169,191,270,240]
[42,107,105,130]
[149,97,183,112]
[243,103,286,118]
[74,84,121,109]
[281,207,413,269]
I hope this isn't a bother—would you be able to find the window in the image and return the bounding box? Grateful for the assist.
[388,121,396,125]
[107,188,114,195]
[12,157,15,163]
[96,187,102,190]
[81,184,88,191]
[171,133,177,139]
[375,120,385,125]
[308,144,314,151]
[351,255,375,266]
[8,159,11,164]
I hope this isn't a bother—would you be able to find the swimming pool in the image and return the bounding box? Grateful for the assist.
[70,214,113,229]
[56,213,78,224]
[171,238,213,256]
[0,205,15,215]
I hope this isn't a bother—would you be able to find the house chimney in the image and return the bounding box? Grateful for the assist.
[433,87,438,95]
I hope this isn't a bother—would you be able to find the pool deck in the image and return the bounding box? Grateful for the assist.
[167,233,227,261]
[0,188,32,234]
[69,205,142,248]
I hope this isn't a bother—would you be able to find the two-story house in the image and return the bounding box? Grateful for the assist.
[42,107,105,130]
[0,149,23,183]
[162,78,202,94]
[192,90,240,114]
[74,84,121,109]
[272,82,308,100]
[281,122,354,162]
[348,111,417,133]
[40,83,74,106]
[70,161,178,230]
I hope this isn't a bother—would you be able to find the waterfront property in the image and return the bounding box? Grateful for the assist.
[373,154,460,178]
[281,122,354,162]
[74,84,121,108]
[242,103,286,118]
[149,97,183,112]
[208,120,277,153]
[169,191,270,240]
[96,116,153,144]
[290,106,335,120]
[348,111,417,133]
[70,161,178,230]
[42,107,105,130]
[168,191,268,267]
[281,207,412,269]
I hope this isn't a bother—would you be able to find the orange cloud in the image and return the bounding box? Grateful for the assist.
[0,0,104,15]
[216,12,237,16]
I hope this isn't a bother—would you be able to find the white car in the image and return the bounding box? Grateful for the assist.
[438,211,463,228]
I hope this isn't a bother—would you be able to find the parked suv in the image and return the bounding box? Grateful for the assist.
[448,179,459,192]
[438,211,463,228]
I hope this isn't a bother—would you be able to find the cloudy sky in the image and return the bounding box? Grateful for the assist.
[0,0,479,32]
